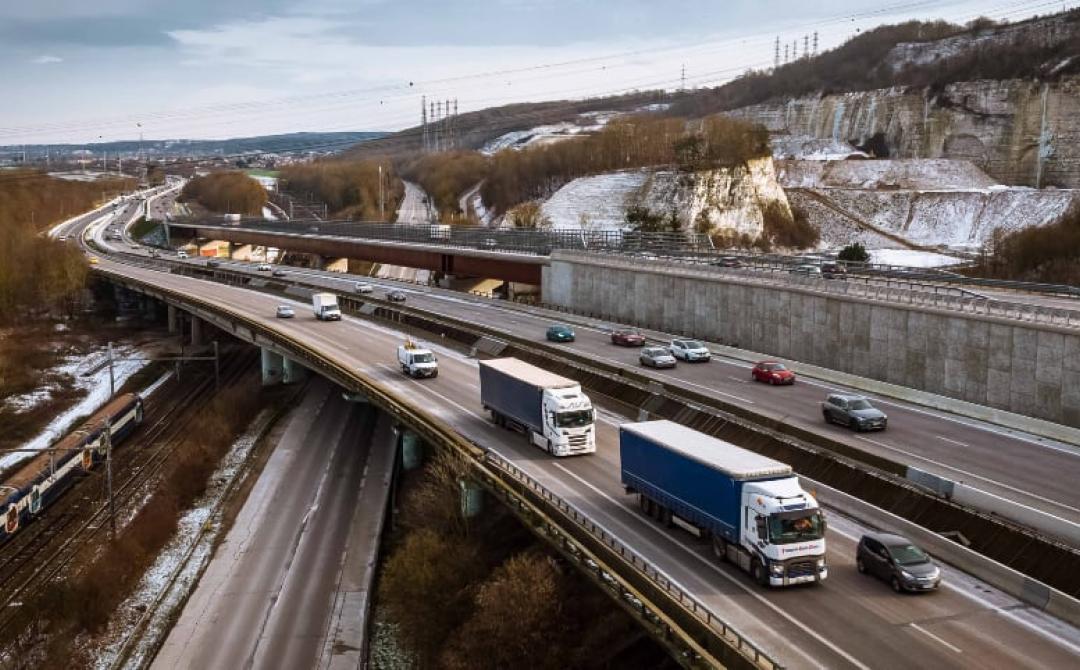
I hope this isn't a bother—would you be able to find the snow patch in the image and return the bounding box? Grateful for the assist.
[868,249,965,268]
[0,345,149,470]
[540,170,651,231]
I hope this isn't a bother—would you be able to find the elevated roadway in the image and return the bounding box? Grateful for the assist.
[77,251,1080,668]
[126,254,1080,528]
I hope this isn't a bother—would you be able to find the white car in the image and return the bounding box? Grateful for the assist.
[275,305,295,319]
[669,339,711,362]
[790,264,823,278]
[177,250,189,259]
[354,282,374,294]
[256,263,272,271]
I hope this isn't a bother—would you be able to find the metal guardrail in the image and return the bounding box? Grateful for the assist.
[555,251,1080,331]
[484,451,778,670]
[94,259,779,670]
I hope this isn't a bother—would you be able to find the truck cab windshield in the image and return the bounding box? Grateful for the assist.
[412,353,435,363]
[556,409,593,428]
[767,511,824,544]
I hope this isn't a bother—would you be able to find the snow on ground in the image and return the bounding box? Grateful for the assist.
[772,136,868,161]
[480,110,619,155]
[540,169,650,231]
[93,407,277,669]
[868,248,965,268]
[778,158,998,190]
[0,345,148,470]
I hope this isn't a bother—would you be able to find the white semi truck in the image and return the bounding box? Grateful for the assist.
[478,358,596,456]
[312,292,341,321]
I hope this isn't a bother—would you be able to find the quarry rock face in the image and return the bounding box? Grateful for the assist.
[636,157,791,241]
[726,77,1080,188]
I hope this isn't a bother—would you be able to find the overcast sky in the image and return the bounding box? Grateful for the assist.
[1,0,1073,144]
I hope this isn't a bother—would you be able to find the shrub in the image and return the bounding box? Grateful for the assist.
[399,151,489,221]
[180,171,267,215]
[762,200,818,249]
[838,242,870,263]
[280,159,403,220]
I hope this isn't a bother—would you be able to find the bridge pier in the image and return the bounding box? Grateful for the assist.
[282,357,306,384]
[260,348,284,385]
[459,479,483,518]
[167,305,179,334]
[190,315,204,346]
[400,430,422,471]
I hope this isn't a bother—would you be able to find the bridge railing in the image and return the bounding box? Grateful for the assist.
[483,451,780,670]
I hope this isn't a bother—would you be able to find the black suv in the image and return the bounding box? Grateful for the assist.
[856,533,941,593]
[822,393,887,431]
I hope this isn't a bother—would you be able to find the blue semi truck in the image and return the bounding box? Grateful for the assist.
[620,420,827,587]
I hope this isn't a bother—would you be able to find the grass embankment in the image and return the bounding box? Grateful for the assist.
[7,379,271,666]
[370,453,678,670]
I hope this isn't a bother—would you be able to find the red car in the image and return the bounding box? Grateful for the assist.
[611,329,646,346]
[752,361,796,385]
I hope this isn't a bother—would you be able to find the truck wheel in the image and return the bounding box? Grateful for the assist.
[752,560,769,587]
[711,536,727,562]
[401,364,408,374]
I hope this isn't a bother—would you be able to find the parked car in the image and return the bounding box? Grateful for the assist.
[639,346,676,368]
[546,324,575,342]
[791,264,823,278]
[387,290,407,302]
[669,339,710,362]
[822,393,888,431]
[752,361,796,385]
[856,533,941,593]
[354,282,374,294]
[275,305,295,319]
[710,256,743,268]
[272,268,287,277]
[256,263,272,271]
[176,250,189,259]
[821,262,847,279]
[611,329,646,346]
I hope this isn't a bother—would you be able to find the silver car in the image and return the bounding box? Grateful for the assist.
[275,305,295,319]
[640,346,676,368]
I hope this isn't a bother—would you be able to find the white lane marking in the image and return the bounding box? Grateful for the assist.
[551,463,871,670]
[729,376,751,384]
[936,435,968,448]
[909,623,963,654]
[856,436,1080,517]
[647,370,755,404]
[819,508,1080,657]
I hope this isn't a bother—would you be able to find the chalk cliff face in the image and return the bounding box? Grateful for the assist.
[726,77,1080,188]
[635,158,791,241]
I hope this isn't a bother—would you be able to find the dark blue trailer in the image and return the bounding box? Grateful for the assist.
[620,420,828,586]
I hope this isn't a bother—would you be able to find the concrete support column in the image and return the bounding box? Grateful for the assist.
[282,357,306,385]
[400,430,422,471]
[167,305,179,334]
[190,315,203,347]
[260,348,284,386]
[459,479,483,518]
[142,297,157,321]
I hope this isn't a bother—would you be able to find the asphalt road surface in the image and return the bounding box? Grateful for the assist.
[94,252,1080,670]
[152,381,379,670]
[156,256,1080,527]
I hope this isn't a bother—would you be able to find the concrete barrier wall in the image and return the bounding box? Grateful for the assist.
[951,483,1080,547]
[544,253,1080,428]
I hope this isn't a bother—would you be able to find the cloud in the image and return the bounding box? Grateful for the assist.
[32,55,63,64]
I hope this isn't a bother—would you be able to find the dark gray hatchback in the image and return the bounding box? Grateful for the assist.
[822,393,887,431]
[856,532,941,593]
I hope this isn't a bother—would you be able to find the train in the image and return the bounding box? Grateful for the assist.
[1,393,144,541]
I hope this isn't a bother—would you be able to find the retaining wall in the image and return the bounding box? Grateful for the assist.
[543,252,1080,427]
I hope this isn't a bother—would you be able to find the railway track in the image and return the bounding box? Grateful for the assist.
[0,348,257,637]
